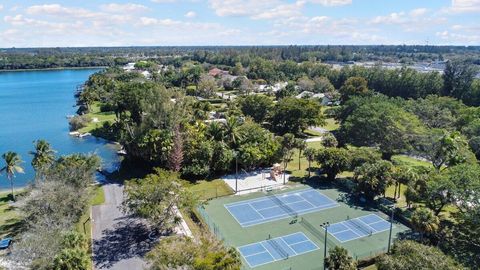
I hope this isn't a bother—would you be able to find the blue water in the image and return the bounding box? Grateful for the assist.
[0,69,120,189]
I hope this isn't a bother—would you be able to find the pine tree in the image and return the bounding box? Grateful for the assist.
[168,125,184,172]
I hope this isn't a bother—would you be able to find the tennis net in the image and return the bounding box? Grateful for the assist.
[300,218,336,247]
[266,238,289,259]
[346,218,372,235]
[269,195,298,218]
[300,217,323,240]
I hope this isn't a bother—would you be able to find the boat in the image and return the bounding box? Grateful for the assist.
[69,131,91,138]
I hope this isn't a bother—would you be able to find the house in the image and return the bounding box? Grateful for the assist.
[295,91,335,106]
[209,68,229,77]
[141,70,151,79]
[123,63,136,72]
[272,82,288,92]
[256,82,288,93]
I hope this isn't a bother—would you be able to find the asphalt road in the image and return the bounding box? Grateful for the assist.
[92,182,154,270]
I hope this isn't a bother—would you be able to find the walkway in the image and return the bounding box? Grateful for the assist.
[92,183,153,270]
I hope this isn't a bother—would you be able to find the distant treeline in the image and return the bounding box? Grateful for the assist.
[1,45,480,70]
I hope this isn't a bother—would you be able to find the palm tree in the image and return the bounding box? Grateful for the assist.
[325,246,357,270]
[411,207,439,241]
[296,139,307,170]
[29,139,56,180]
[304,148,316,178]
[207,121,225,142]
[224,117,242,147]
[0,152,24,201]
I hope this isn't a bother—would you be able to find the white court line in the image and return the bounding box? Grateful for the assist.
[240,203,340,227]
[260,241,277,260]
[225,188,340,227]
[244,250,270,258]
[287,239,314,247]
[224,203,250,228]
[279,237,297,256]
[329,228,351,235]
[224,188,314,207]
[239,232,319,268]
[248,202,267,219]
[300,197,317,208]
[339,221,364,237]
[329,215,395,243]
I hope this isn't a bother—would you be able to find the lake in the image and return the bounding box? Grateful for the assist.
[0,69,120,190]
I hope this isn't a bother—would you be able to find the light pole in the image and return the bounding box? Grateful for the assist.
[235,151,238,193]
[387,205,395,253]
[321,222,330,270]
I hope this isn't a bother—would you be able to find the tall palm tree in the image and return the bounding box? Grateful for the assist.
[303,148,316,179]
[296,139,307,170]
[29,139,56,180]
[0,152,24,201]
[411,207,439,241]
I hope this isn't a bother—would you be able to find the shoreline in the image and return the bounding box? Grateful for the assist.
[0,66,107,72]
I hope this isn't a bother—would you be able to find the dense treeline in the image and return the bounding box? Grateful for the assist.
[2,45,480,70]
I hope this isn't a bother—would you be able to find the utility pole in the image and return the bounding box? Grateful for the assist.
[235,152,238,193]
[387,205,395,253]
[321,222,330,270]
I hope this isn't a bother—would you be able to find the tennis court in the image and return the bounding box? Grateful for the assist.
[328,214,393,243]
[225,188,339,227]
[238,232,319,268]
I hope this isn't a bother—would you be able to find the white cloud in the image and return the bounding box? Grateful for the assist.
[26,4,101,18]
[371,12,406,24]
[252,1,305,20]
[447,0,480,13]
[185,11,196,18]
[309,0,352,6]
[409,8,428,17]
[436,30,480,44]
[370,8,445,32]
[0,5,3,12]
[151,0,177,3]
[139,17,179,26]
[100,3,149,13]
[208,0,280,17]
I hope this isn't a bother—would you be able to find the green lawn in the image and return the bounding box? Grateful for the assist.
[0,190,23,238]
[320,106,340,131]
[187,179,234,201]
[391,155,432,169]
[78,102,116,133]
[321,118,340,131]
[75,185,106,270]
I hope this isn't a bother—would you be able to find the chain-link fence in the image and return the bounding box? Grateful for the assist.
[196,205,231,246]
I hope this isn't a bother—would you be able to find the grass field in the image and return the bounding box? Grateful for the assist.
[187,179,234,201]
[200,184,409,270]
[0,191,22,238]
[78,103,116,133]
[75,185,106,269]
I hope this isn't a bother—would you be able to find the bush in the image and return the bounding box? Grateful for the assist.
[99,103,115,112]
[68,115,91,131]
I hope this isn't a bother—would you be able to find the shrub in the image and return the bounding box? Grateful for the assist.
[68,115,91,131]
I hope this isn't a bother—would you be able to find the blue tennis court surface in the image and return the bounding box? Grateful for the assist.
[238,232,319,268]
[328,214,392,243]
[225,188,339,227]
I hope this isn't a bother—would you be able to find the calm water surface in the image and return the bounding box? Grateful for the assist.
[0,69,120,189]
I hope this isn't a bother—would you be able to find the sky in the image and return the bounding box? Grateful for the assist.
[0,0,479,47]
